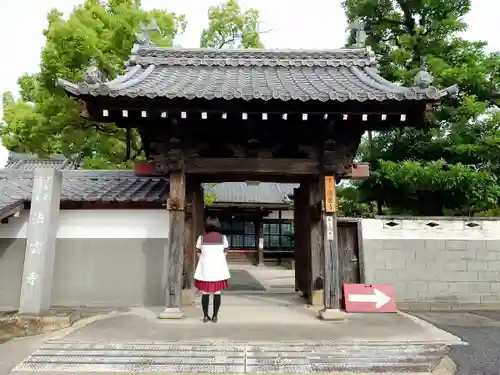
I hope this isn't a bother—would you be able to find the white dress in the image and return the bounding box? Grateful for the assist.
[193,235,231,282]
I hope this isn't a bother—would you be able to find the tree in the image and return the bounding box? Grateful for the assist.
[2,0,264,168]
[1,0,186,168]
[343,0,500,216]
[1,0,264,205]
[199,0,265,204]
[200,0,264,49]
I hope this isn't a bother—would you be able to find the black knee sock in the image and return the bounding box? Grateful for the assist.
[201,294,209,317]
[213,294,221,317]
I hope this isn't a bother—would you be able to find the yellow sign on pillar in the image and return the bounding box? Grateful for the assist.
[324,176,337,213]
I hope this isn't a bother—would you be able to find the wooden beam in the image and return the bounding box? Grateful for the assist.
[134,160,369,181]
[84,96,429,127]
[185,158,319,176]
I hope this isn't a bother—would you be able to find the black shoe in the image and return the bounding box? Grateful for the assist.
[203,316,211,323]
[212,316,218,323]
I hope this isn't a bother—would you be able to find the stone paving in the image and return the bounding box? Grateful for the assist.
[1,266,464,374]
[55,300,462,343]
[11,341,450,373]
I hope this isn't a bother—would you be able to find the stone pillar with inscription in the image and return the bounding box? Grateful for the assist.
[19,168,62,314]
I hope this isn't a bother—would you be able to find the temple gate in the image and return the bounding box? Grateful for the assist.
[58,23,456,319]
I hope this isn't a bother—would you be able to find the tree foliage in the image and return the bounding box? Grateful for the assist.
[2,0,186,168]
[199,0,264,204]
[1,0,264,204]
[200,0,264,49]
[2,0,264,166]
[342,0,500,216]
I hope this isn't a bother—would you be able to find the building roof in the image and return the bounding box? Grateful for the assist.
[207,182,297,205]
[0,170,168,219]
[57,47,455,103]
[5,152,82,171]
[0,169,295,219]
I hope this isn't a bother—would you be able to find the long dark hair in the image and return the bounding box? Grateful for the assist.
[204,217,221,233]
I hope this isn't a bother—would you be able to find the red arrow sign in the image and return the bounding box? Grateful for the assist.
[343,284,397,313]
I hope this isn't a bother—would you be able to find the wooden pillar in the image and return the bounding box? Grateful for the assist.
[294,185,308,297]
[159,170,185,319]
[194,182,205,249]
[256,220,264,266]
[181,177,196,305]
[293,188,300,292]
[183,180,204,305]
[319,175,346,321]
[308,180,323,307]
[194,182,205,278]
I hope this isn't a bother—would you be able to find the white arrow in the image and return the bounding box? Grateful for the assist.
[347,288,391,308]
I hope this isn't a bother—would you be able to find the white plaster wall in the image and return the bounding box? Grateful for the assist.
[0,209,170,239]
[361,218,500,310]
[0,210,170,309]
[0,212,27,310]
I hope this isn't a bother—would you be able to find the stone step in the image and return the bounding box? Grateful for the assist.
[10,341,452,374]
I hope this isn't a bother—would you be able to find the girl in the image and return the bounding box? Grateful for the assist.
[193,217,231,322]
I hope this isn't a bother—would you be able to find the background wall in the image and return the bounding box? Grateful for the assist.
[361,218,500,310]
[0,210,169,310]
[3,212,500,311]
[0,212,27,310]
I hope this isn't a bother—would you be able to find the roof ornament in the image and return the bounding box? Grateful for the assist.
[136,20,160,46]
[413,57,433,89]
[347,18,367,47]
[83,59,104,85]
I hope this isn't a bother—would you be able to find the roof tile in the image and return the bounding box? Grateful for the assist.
[0,169,295,218]
[208,182,297,204]
[5,152,82,171]
[58,47,456,102]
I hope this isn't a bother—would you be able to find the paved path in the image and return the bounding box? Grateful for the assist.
[1,299,463,374]
[10,341,451,374]
[413,311,500,375]
[0,267,462,374]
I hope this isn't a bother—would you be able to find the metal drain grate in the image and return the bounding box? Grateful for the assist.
[12,341,448,373]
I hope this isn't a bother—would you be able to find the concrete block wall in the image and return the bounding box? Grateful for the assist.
[361,218,500,310]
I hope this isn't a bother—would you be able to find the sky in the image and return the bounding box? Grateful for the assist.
[0,0,498,167]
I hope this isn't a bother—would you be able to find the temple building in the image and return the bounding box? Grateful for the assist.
[0,153,296,266]
[0,21,457,317]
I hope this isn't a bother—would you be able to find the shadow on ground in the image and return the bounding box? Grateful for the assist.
[227,269,265,291]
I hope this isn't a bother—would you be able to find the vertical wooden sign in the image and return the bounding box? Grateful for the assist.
[324,176,337,213]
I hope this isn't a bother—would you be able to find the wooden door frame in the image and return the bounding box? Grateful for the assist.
[337,218,366,284]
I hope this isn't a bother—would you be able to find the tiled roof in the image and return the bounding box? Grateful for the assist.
[0,169,296,219]
[57,47,455,102]
[208,182,297,205]
[5,153,82,171]
[0,170,168,219]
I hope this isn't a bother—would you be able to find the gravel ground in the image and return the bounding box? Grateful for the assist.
[412,311,500,375]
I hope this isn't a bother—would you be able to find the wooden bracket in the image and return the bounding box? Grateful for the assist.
[167,198,185,212]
